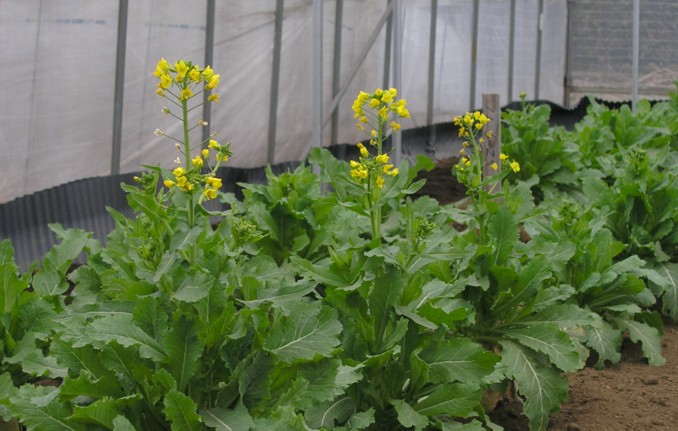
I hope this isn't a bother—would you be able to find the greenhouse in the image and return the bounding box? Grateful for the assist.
[0,1,677,430]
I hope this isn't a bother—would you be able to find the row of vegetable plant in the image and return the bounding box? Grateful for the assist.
[0,60,676,431]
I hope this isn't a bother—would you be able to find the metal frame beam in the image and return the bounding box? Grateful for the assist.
[330,0,344,147]
[267,0,285,164]
[202,0,216,147]
[110,0,128,175]
[535,0,544,99]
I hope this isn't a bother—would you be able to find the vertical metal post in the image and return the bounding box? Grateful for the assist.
[426,0,437,126]
[202,0,216,147]
[110,0,128,175]
[312,0,323,155]
[383,0,393,89]
[330,0,343,147]
[470,0,479,110]
[392,0,402,165]
[482,94,501,195]
[267,0,284,165]
[632,0,639,112]
[564,0,575,107]
[508,0,516,102]
[535,0,544,99]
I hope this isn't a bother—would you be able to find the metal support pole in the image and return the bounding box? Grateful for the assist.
[110,0,128,175]
[322,2,394,128]
[330,0,344,147]
[267,0,284,165]
[564,0,575,107]
[470,0,479,110]
[632,0,639,112]
[535,0,544,99]
[508,0,516,102]
[383,0,393,89]
[392,0,402,165]
[312,0,323,155]
[426,0,437,126]
[482,94,501,195]
[202,0,216,147]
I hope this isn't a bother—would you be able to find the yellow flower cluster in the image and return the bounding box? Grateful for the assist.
[153,58,220,102]
[163,139,233,200]
[352,88,410,135]
[453,111,491,138]
[349,143,398,189]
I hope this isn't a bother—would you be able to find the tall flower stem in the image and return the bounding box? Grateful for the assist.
[181,96,197,265]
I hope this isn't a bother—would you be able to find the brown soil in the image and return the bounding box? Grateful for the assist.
[415,159,678,431]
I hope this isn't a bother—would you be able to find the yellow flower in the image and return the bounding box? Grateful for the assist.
[383,164,393,174]
[206,74,220,90]
[189,67,202,82]
[208,93,219,103]
[216,153,229,163]
[500,153,509,161]
[160,73,173,89]
[349,160,360,168]
[206,177,222,189]
[376,176,385,188]
[375,153,389,164]
[180,87,193,100]
[350,167,368,179]
[369,139,377,146]
[389,168,399,177]
[464,158,471,167]
[356,123,364,131]
[202,149,209,158]
[175,60,189,80]
[202,66,214,80]
[359,116,368,123]
[357,142,369,158]
[164,179,175,188]
[203,188,217,200]
[510,161,520,172]
[153,58,170,77]
[390,121,401,131]
[156,88,165,97]
[487,131,493,139]
[371,130,377,138]
[192,155,204,169]
[378,106,389,121]
[208,139,220,149]
[173,167,186,177]
[374,88,384,97]
[491,162,498,171]
[369,98,380,108]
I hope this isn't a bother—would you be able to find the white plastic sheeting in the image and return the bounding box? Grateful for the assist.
[0,0,567,204]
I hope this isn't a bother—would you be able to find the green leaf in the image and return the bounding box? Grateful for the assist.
[59,370,125,400]
[264,302,342,363]
[305,396,355,429]
[369,267,405,351]
[420,338,499,385]
[163,390,203,431]
[583,322,622,368]
[656,261,678,321]
[70,397,126,429]
[162,316,205,391]
[0,243,26,315]
[611,317,665,366]
[85,314,165,360]
[200,403,254,431]
[7,385,83,431]
[501,324,584,372]
[173,270,213,303]
[413,383,482,418]
[392,399,428,430]
[112,416,137,431]
[494,256,552,314]
[487,207,519,266]
[346,408,375,430]
[500,340,568,431]
[511,304,600,330]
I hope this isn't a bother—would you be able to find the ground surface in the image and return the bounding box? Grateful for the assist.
[414,159,678,431]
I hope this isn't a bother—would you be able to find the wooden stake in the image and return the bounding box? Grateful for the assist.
[482,94,501,194]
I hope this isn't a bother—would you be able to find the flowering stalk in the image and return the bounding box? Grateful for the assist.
[350,88,409,245]
[153,58,232,263]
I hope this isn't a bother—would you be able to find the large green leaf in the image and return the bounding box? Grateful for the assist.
[420,338,498,385]
[305,396,355,429]
[264,302,342,363]
[162,316,204,391]
[500,340,568,431]
[487,207,519,266]
[392,399,428,430]
[583,322,622,368]
[501,324,584,372]
[510,303,600,330]
[200,403,254,431]
[368,267,405,351]
[0,241,26,315]
[85,314,166,360]
[69,396,130,429]
[611,317,665,366]
[413,383,482,418]
[656,261,678,321]
[6,385,83,431]
[163,390,203,431]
